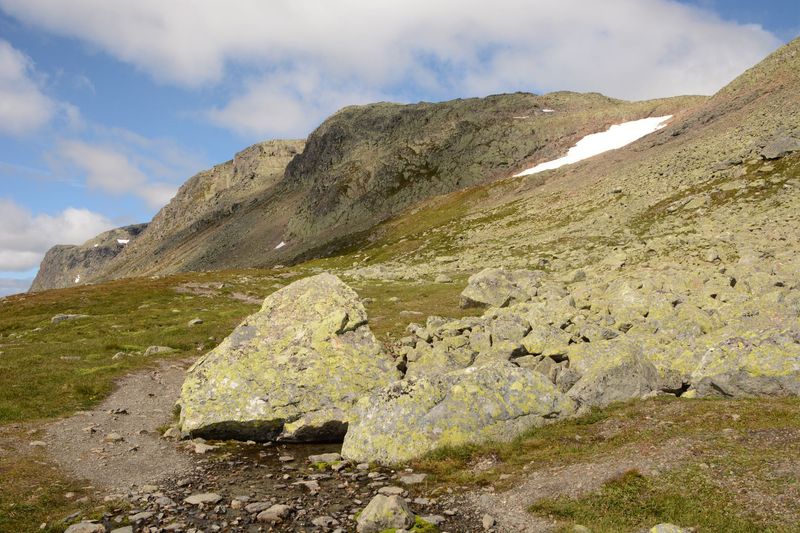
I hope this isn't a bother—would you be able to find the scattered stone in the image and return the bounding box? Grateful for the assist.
[110,527,134,533]
[192,442,217,454]
[188,318,204,326]
[378,485,404,496]
[64,523,105,533]
[129,511,154,522]
[760,136,800,160]
[650,524,692,533]
[29,440,47,447]
[398,473,427,485]
[356,494,415,533]
[184,492,222,505]
[482,513,496,530]
[103,433,124,443]
[308,452,342,464]
[256,504,292,523]
[51,314,89,324]
[143,346,175,356]
[312,516,339,527]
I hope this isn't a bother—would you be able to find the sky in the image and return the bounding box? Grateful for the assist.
[0,0,796,296]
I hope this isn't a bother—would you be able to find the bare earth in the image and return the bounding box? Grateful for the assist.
[45,360,193,491]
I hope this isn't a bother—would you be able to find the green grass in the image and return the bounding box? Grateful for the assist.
[530,468,776,533]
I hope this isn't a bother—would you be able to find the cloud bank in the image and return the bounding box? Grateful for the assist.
[0,39,55,136]
[0,199,114,272]
[0,0,781,137]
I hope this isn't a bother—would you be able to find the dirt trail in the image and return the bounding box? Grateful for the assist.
[44,360,194,491]
[469,438,694,532]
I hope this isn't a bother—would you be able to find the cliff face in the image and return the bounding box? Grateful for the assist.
[29,224,148,292]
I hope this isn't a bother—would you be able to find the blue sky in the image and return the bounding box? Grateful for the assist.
[0,0,795,295]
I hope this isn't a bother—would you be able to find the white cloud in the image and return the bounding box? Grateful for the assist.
[0,198,114,272]
[0,39,55,136]
[0,0,781,137]
[54,131,204,209]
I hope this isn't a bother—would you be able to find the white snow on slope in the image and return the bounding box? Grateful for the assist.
[275,241,286,250]
[514,115,672,177]
[117,239,130,245]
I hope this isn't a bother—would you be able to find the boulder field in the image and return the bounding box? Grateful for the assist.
[179,261,800,463]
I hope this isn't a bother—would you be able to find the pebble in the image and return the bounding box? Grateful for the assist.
[184,493,222,505]
[29,440,47,447]
[482,513,496,529]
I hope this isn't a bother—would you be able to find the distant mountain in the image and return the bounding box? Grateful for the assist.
[31,91,696,291]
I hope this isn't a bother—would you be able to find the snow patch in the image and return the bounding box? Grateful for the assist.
[117,239,130,245]
[541,108,555,113]
[93,243,99,248]
[74,275,81,284]
[514,115,672,177]
[275,241,286,250]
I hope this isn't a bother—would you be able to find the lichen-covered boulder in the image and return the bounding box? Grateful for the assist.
[689,329,800,397]
[341,361,575,464]
[356,494,415,533]
[178,273,400,441]
[566,340,660,407]
[459,268,542,308]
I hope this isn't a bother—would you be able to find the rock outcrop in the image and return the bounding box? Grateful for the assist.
[178,273,399,441]
[29,224,147,292]
[341,361,574,464]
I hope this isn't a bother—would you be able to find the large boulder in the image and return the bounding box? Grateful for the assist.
[178,273,400,441]
[566,340,660,407]
[341,361,575,464]
[689,329,800,397]
[459,268,542,308]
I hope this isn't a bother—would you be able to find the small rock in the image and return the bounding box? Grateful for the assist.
[130,511,154,522]
[193,442,217,454]
[245,501,273,513]
[143,346,175,357]
[398,473,427,485]
[29,441,47,447]
[482,514,496,530]
[184,492,222,505]
[356,494,415,533]
[278,455,295,462]
[434,274,453,283]
[188,318,203,326]
[64,523,105,533]
[161,427,183,440]
[378,486,404,496]
[307,452,342,464]
[103,433,124,443]
[51,314,89,324]
[256,504,292,523]
[110,527,134,533]
[312,516,339,527]
[650,524,692,533]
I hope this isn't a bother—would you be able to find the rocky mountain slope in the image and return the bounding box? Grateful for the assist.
[32,92,698,291]
[29,224,147,292]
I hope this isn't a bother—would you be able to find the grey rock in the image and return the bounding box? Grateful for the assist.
[51,314,89,324]
[342,361,575,464]
[356,494,415,533]
[760,136,800,160]
[256,504,292,523]
[64,523,105,533]
[184,492,222,505]
[143,346,175,357]
[178,273,399,441]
